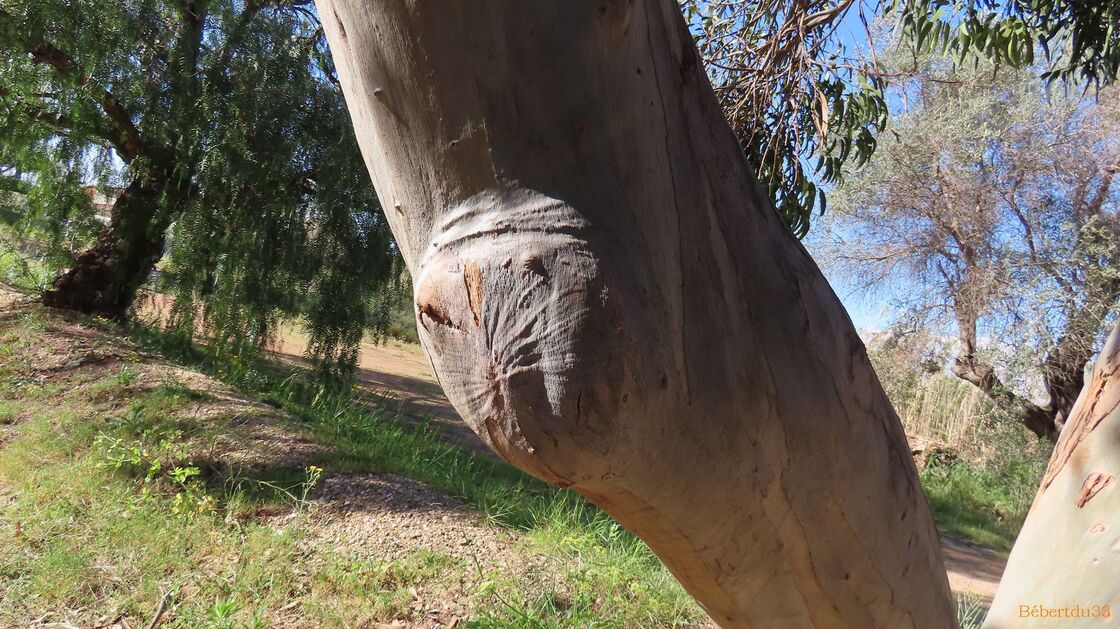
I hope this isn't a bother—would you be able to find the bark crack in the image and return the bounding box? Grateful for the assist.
[645,3,690,406]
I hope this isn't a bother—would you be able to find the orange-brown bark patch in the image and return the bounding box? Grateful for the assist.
[1076,472,1115,508]
[464,260,483,327]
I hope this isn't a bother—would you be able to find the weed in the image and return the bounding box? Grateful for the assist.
[921,454,1046,549]
[225,464,323,513]
[956,593,989,628]
[0,400,18,423]
[116,365,139,386]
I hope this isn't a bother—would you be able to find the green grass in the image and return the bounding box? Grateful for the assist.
[956,594,989,629]
[0,378,485,626]
[0,400,18,423]
[0,305,1035,626]
[0,308,706,626]
[921,453,1046,550]
[127,323,706,627]
[0,385,314,626]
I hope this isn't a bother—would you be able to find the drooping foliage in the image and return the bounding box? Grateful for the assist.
[681,0,1120,237]
[683,0,889,236]
[891,0,1120,85]
[0,0,398,376]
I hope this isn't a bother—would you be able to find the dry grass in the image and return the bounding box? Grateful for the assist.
[898,375,990,457]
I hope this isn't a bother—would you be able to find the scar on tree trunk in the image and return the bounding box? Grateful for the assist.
[42,171,178,321]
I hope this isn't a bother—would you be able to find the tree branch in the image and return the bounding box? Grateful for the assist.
[24,41,144,163]
[951,303,1059,440]
[1,83,122,147]
[0,175,30,195]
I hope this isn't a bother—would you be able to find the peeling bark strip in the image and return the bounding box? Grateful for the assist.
[1076,473,1114,508]
[316,2,956,626]
[463,260,483,327]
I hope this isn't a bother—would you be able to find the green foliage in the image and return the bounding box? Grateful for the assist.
[0,0,399,375]
[865,321,1052,549]
[824,50,1119,435]
[684,0,1119,235]
[890,0,1120,85]
[684,0,888,236]
[921,452,1047,550]
[377,273,419,344]
[0,238,54,292]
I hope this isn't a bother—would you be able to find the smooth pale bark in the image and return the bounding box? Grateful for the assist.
[985,322,1120,628]
[315,1,956,626]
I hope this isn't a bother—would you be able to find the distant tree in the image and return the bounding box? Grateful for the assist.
[0,0,397,373]
[823,50,1120,441]
[683,0,1120,237]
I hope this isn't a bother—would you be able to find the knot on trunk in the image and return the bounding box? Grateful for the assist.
[412,189,634,486]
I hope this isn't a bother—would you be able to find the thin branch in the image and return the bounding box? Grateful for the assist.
[24,40,144,163]
[0,174,30,194]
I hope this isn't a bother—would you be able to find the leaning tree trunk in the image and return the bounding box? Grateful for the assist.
[316,1,956,626]
[984,321,1120,628]
[42,169,179,320]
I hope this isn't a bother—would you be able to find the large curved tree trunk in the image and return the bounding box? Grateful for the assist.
[985,321,1120,627]
[316,1,956,626]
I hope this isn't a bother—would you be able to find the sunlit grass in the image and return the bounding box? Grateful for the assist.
[0,308,708,626]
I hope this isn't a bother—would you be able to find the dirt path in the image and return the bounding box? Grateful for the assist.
[276,335,1010,604]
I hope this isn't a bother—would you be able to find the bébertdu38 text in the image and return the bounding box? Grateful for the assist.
[1018,604,1112,619]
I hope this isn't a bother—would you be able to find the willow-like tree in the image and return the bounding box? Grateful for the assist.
[0,0,397,371]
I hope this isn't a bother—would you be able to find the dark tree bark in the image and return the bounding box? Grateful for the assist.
[42,169,183,320]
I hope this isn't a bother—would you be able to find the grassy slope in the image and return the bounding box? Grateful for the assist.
[0,304,704,627]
